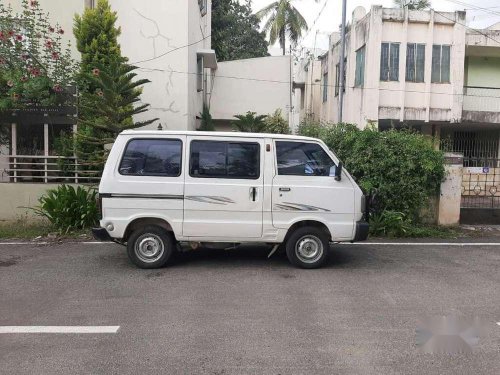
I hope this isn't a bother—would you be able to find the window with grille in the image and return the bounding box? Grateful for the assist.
[380,42,400,81]
[322,73,328,103]
[355,46,366,87]
[197,57,203,92]
[335,59,346,96]
[431,45,451,83]
[198,0,207,16]
[406,43,425,82]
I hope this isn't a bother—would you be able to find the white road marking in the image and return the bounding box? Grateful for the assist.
[0,326,120,333]
[339,242,500,246]
[1,241,499,247]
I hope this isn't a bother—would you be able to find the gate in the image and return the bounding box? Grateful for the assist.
[461,158,500,209]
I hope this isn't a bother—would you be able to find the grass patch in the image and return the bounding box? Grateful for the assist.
[0,220,92,240]
[370,224,459,239]
[0,221,52,240]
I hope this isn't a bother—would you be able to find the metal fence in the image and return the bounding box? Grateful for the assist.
[461,159,500,209]
[2,155,100,184]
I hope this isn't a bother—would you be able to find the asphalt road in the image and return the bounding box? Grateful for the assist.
[0,241,499,375]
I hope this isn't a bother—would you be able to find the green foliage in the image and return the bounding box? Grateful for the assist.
[73,0,121,92]
[0,0,76,110]
[264,109,290,134]
[394,0,431,10]
[76,59,158,169]
[198,103,215,131]
[369,211,412,237]
[298,122,445,221]
[32,185,99,233]
[69,0,156,172]
[256,0,319,55]
[232,111,267,132]
[212,0,269,61]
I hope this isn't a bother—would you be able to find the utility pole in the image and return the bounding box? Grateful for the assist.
[338,0,347,123]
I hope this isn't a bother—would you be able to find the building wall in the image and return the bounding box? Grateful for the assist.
[0,183,82,221]
[7,0,211,131]
[5,0,84,59]
[210,56,291,122]
[466,57,500,87]
[302,6,467,128]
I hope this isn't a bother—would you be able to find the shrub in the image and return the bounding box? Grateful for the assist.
[32,185,98,233]
[298,122,445,221]
[264,109,290,134]
[232,111,267,132]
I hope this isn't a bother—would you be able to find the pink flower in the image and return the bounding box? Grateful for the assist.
[30,67,41,77]
[44,39,53,49]
[48,26,55,33]
[51,51,59,60]
[20,76,28,82]
[96,89,104,97]
[58,29,64,35]
[15,34,23,42]
[92,68,100,76]
[53,84,63,92]
[7,80,14,87]
[30,1,38,7]
[8,30,14,37]
[21,53,30,60]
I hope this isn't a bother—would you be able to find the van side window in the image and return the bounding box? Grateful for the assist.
[190,140,260,179]
[119,139,182,177]
[276,141,336,176]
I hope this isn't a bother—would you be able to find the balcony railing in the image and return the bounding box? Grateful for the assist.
[2,155,100,184]
[463,86,500,112]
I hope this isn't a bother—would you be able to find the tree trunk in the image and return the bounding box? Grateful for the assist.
[280,29,286,55]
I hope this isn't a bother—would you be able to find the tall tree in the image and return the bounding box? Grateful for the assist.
[256,0,318,55]
[71,0,156,171]
[394,0,431,10]
[212,0,269,61]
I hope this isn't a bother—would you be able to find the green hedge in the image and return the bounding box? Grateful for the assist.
[298,122,445,222]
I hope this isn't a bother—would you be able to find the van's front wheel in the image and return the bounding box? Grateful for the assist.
[127,226,174,269]
[285,227,329,269]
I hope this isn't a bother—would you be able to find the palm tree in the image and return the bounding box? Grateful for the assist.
[256,0,318,55]
[394,0,431,10]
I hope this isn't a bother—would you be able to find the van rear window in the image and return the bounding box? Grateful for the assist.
[119,139,182,177]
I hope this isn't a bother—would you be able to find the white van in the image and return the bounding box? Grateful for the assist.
[93,131,368,269]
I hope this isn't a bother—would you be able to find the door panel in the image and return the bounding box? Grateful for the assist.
[183,137,264,238]
[271,140,355,239]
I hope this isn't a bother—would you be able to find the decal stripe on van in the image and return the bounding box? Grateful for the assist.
[274,203,330,212]
[100,193,183,200]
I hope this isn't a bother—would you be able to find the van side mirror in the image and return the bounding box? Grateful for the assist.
[334,162,343,181]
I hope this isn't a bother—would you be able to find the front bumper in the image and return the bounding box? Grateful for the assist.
[353,221,369,242]
[92,227,112,242]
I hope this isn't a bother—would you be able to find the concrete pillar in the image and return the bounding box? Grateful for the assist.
[438,153,463,226]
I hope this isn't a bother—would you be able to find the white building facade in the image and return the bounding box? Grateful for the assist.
[296,5,500,154]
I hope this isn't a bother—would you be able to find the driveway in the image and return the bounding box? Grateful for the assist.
[0,241,499,374]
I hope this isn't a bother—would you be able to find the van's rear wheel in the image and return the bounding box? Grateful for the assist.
[285,227,329,269]
[127,226,174,269]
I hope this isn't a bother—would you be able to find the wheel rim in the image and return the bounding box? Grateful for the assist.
[134,233,165,263]
[295,235,324,264]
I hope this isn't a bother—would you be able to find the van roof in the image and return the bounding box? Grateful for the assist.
[120,130,319,142]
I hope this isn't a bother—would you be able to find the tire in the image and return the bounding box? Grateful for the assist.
[285,226,330,269]
[126,225,175,269]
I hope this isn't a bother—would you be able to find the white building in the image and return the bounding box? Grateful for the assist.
[1,0,291,184]
[295,5,500,160]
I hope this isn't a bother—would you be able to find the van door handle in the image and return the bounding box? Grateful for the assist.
[279,187,291,192]
[251,187,257,201]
